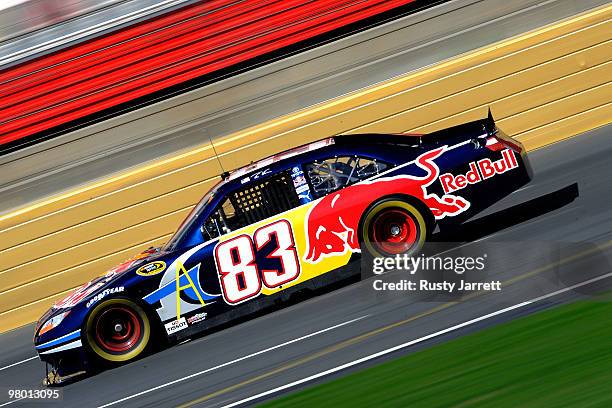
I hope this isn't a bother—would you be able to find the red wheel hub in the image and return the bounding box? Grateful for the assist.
[94,306,142,353]
[370,208,418,255]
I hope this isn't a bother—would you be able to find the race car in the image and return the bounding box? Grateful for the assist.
[34,111,531,384]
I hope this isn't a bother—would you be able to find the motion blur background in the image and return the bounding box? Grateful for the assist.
[1,0,113,41]
[0,0,610,406]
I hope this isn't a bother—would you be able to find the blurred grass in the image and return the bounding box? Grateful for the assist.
[261,299,612,407]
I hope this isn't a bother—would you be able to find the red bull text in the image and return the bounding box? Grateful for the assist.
[439,149,518,194]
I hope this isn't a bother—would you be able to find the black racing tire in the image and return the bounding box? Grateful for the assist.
[84,298,151,364]
[360,198,428,259]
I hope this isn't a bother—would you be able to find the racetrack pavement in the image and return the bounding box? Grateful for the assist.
[0,124,610,407]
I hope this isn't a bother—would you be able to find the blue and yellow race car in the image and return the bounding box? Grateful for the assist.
[34,112,531,384]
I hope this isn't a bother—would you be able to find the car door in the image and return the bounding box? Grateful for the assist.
[203,167,361,308]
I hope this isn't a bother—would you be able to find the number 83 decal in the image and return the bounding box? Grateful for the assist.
[214,220,301,304]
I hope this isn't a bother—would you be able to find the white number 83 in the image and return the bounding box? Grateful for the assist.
[215,220,300,304]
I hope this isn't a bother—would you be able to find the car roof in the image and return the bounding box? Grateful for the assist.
[212,132,425,200]
[224,132,421,181]
[226,138,335,182]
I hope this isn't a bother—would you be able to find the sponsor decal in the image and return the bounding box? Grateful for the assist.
[86,287,125,308]
[303,146,470,263]
[54,281,105,309]
[187,312,208,325]
[291,165,313,204]
[296,184,310,193]
[439,149,518,194]
[292,174,307,186]
[147,252,221,322]
[136,261,166,276]
[103,270,117,282]
[240,168,272,184]
[164,317,187,335]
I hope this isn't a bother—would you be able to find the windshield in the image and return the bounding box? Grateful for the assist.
[163,187,218,251]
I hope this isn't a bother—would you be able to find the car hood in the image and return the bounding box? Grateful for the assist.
[37,248,163,325]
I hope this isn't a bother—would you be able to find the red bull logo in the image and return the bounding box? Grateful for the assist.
[304,146,470,263]
[439,149,518,194]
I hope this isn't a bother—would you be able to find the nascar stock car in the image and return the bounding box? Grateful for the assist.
[34,111,531,384]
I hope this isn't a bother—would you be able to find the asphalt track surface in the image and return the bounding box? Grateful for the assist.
[0,124,611,407]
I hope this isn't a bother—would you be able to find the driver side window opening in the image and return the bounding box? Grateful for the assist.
[305,155,389,199]
[201,171,300,241]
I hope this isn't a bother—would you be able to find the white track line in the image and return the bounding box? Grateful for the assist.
[0,356,37,372]
[0,397,24,407]
[97,315,368,408]
[222,272,612,408]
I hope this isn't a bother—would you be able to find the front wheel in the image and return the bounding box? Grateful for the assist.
[85,298,151,364]
[361,199,428,258]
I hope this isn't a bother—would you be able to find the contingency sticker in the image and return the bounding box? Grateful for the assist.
[164,317,187,335]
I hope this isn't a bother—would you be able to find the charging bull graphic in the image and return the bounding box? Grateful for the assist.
[304,146,470,263]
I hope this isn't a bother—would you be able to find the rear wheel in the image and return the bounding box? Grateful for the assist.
[85,298,151,364]
[361,199,428,258]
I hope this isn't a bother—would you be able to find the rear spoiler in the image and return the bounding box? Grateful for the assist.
[485,107,497,136]
[335,108,523,151]
[416,108,496,145]
[411,108,524,152]
[484,108,524,152]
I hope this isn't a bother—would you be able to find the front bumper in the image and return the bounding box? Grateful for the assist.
[35,329,82,355]
[40,347,89,386]
[35,329,90,379]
